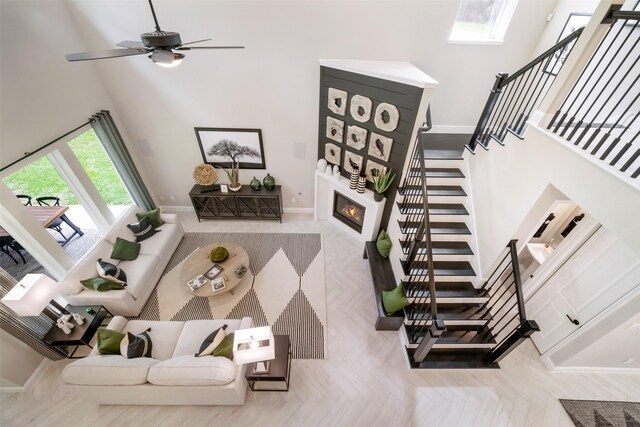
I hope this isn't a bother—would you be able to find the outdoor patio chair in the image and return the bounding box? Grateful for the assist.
[16,195,32,206]
[0,236,26,264]
[35,196,67,242]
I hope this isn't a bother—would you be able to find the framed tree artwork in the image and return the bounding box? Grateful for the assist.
[195,128,266,169]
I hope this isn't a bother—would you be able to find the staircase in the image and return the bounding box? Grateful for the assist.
[395,122,539,369]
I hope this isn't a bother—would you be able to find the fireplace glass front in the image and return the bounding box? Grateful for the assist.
[333,192,365,233]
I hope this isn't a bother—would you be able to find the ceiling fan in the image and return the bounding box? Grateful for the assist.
[65,0,244,68]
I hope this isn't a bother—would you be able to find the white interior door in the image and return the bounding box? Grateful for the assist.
[528,226,640,354]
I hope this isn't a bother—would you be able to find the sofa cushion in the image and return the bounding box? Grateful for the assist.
[60,240,116,295]
[195,325,228,357]
[97,328,125,355]
[172,319,245,358]
[117,254,159,300]
[110,237,141,261]
[105,206,143,245]
[97,259,127,284]
[138,223,182,256]
[62,355,159,386]
[127,217,160,243]
[122,320,184,360]
[147,355,237,386]
[120,329,153,359]
[80,277,126,292]
[136,208,165,228]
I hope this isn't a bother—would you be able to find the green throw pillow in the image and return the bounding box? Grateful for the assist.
[382,283,409,316]
[136,208,164,228]
[111,237,141,261]
[97,328,125,354]
[213,332,235,360]
[81,277,126,292]
[376,229,392,258]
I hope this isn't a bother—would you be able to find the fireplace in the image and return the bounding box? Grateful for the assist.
[333,192,366,233]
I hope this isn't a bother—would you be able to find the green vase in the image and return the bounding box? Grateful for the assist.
[263,173,276,191]
[250,176,261,191]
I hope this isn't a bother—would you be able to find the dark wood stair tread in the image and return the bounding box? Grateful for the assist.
[400,241,473,256]
[405,282,484,298]
[397,203,469,215]
[399,221,471,235]
[403,260,476,277]
[423,149,464,160]
[406,304,490,320]
[409,168,465,178]
[406,348,499,369]
[398,185,466,197]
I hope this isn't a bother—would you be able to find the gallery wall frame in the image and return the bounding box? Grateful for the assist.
[544,13,591,76]
[195,127,266,169]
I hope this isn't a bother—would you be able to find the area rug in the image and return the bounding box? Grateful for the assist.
[560,399,640,427]
[134,232,326,359]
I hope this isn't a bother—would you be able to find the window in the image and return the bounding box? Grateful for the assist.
[449,0,518,44]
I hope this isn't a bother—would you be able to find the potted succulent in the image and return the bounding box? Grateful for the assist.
[219,161,241,192]
[373,168,396,202]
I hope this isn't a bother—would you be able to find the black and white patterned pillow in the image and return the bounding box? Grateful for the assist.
[195,325,228,357]
[126,216,160,242]
[120,328,153,359]
[96,259,127,284]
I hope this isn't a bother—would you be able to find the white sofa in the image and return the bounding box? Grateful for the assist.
[60,206,184,316]
[63,316,251,405]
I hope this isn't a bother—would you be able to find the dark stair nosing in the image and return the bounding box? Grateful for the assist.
[400,240,473,256]
[398,185,467,197]
[402,260,476,277]
[397,202,469,216]
[409,168,465,178]
[423,149,464,160]
[406,304,490,321]
[404,282,485,298]
[408,326,495,346]
[405,348,499,369]
[399,221,471,235]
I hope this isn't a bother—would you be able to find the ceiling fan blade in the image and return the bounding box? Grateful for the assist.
[175,46,245,50]
[65,48,149,62]
[179,38,212,47]
[116,40,146,48]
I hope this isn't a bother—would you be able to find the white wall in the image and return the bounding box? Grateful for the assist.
[0,330,45,388]
[63,0,556,209]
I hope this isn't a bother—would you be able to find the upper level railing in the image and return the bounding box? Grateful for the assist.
[547,6,640,179]
[467,28,585,152]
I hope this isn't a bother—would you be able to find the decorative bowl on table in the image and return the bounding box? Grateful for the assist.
[209,246,229,263]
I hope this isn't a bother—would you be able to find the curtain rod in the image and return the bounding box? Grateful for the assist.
[0,120,95,173]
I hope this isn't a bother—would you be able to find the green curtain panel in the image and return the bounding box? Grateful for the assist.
[91,110,156,211]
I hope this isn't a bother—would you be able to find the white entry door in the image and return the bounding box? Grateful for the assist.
[528,226,640,354]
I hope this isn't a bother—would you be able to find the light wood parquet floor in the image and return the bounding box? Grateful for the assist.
[2,212,640,426]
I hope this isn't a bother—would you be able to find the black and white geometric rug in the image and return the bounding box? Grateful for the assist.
[134,233,326,359]
[560,399,640,427]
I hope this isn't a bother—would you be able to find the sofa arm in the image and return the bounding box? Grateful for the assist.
[161,213,183,234]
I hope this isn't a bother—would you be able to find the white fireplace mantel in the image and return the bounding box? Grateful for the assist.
[314,170,385,243]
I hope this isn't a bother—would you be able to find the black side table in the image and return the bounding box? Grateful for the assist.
[245,334,291,391]
[43,305,112,358]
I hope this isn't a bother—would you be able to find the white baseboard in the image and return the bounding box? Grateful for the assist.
[430,125,475,134]
[542,356,640,373]
[0,359,51,393]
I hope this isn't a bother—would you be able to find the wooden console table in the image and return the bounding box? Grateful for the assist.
[189,185,283,222]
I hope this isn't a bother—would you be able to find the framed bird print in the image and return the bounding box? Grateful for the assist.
[368,132,393,162]
[364,160,387,182]
[343,150,364,173]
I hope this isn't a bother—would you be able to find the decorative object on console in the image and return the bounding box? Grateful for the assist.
[263,174,276,191]
[325,164,332,174]
[192,164,219,193]
[325,117,344,143]
[357,173,366,194]
[316,158,328,172]
[343,151,363,178]
[368,132,393,162]
[57,318,74,334]
[350,95,373,122]
[250,176,261,191]
[374,102,400,132]
[1,274,69,321]
[72,312,85,325]
[195,128,265,169]
[346,125,368,150]
[324,143,342,165]
[209,246,229,263]
[373,168,396,202]
[233,326,275,374]
[332,165,340,177]
[365,160,387,183]
[327,88,348,115]
[349,168,359,190]
[218,161,242,192]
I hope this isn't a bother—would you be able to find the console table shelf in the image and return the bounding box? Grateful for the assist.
[189,185,283,222]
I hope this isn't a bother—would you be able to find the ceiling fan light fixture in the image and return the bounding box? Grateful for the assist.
[150,49,185,68]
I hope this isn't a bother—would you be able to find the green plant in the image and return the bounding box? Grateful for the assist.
[373,169,396,194]
[218,162,240,188]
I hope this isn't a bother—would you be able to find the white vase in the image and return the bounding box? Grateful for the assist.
[72,312,85,325]
[317,159,328,172]
[228,184,242,192]
[325,165,332,174]
[333,165,340,177]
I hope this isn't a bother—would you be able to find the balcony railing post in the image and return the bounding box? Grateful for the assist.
[484,320,540,364]
[413,320,446,364]
[468,73,509,151]
[507,239,528,324]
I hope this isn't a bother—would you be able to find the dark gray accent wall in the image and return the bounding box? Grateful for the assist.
[318,66,424,230]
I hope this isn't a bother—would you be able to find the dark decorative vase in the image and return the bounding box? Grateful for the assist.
[263,173,276,191]
[250,176,261,191]
[374,192,384,202]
